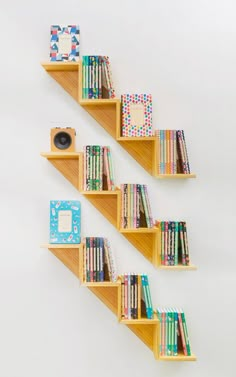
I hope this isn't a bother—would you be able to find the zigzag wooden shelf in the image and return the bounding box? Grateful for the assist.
[41,152,196,270]
[40,243,196,361]
[41,62,196,178]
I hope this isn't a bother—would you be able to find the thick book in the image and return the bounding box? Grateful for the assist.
[50,25,80,62]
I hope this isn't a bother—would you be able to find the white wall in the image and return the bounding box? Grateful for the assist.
[0,0,235,376]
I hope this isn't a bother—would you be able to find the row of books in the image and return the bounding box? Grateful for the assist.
[158,221,190,266]
[84,237,117,282]
[157,308,191,356]
[82,56,116,99]
[121,274,153,320]
[120,184,154,228]
[83,145,115,191]
[155,130,191,174]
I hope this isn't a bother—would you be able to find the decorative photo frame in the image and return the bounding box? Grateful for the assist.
[50,25,80,62]
[50,200,81,244]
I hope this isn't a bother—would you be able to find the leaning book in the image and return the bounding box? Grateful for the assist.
[50,200,81,243]
[50,25,80,62]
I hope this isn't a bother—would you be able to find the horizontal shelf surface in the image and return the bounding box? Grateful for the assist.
[120,318,159,325]
[158,264,197,270]
[82,281,120,287]
[120,227,158,233]
[41,243,81,249]
[159,352,196,361]
[41,61,79,71]
[41,152,81,159]
[155,174,196,179]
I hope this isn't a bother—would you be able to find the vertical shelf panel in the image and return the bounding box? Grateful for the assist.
[125,323,158,354]
[81,103,118,139]
[42,244,83,279]
[120,229,158,266]
[82,191,120,228]
[117,138,157,175]
[41,152,82,191]
[88,285,120,315]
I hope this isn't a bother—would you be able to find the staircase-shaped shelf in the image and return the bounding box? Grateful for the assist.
[41,61,196,179]
[41,243,196,361]
[41,151,196,270]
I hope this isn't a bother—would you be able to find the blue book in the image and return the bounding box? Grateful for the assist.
[50,200,81,244]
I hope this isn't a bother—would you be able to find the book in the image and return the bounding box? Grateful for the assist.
[82,55,116,99]
[50,25,80,62]
[50,200,81,244]
[121,94,153,137]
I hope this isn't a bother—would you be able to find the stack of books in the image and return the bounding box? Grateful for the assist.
[157,308,192,356]
[155,130,191,174]
[158,221,190,266]
[82,56,116,99]
[84,237,117,282]
[83,145,115,191]
[120,184,153,228]
[121,94,153,137]
[121,273,153,320]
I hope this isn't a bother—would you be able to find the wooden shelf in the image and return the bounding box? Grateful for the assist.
[155,174,196,179]
[41,60,196,362]
[41,61,79,71]
[82,281,120,287]
[40,243,83,279]
[158,264,197,270]
[159,353,196,361]
[40,152,81,159]
[120,318,159,325]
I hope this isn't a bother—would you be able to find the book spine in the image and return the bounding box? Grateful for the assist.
[85,237,90,282]
[93,237,97,281]
[178,311,188,355]
[107,146,115,190]
[103,56,116,98]
[164,221,168,265]
[181,131,191,173]
[124,273,128,319]
[175,222,179,266]
[104,238,117,282]
[176,130,188,174]
[171,221,175,265]
[181,310,191,355]
[173,130,177,173]
[121,275,125,318]
[179,222,186,265]
[98,56,102,99]
[183,221,190,265]
[82,56,86,98]
[89,237,94,282]
[173,310,178,356]
[143,184,154,228]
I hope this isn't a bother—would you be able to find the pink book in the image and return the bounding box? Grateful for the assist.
[121,94,153,137]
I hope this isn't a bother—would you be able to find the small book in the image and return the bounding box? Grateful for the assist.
[50,25,80,62]
[50,200,81,243]
[121,94,153,137]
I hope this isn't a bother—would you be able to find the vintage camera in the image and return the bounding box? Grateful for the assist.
[51,127,76,152]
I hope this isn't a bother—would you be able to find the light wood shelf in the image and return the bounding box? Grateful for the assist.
[155,174,196,179]
[158,265,197,270]
[41,61,196,178]
[159,353,197,361]
[41,60,196,362]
